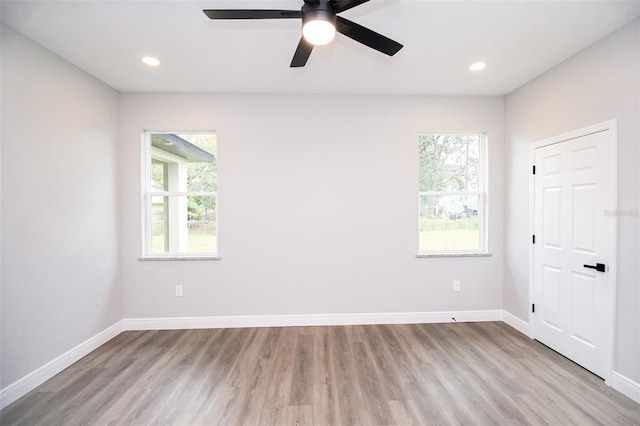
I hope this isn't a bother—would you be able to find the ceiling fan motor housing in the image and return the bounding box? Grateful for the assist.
[302,0,337,28]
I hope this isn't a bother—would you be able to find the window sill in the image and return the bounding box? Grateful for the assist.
[138,255,221,261]
[415,252,492,258]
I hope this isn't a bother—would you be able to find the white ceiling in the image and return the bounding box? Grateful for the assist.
[2,1,639,96]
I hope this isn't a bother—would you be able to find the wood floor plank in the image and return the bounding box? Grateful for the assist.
[433,325,528,423]
[147,331,229,424]
[387,399,423,426]
[255,326,298,425]
[289,334,314,406]
[350,341,394,424]
[375,324,423,383]
[312,383,339,426]
[2,322,639,426]
[205,328,266,424]
[362,325,410,402]
[330,327,369,425]
[405,379,469,425]
[310,327,333,387]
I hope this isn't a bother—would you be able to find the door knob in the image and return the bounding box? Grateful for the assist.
[584,263,606,272]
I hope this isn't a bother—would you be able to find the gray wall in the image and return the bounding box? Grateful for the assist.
[119,94,505,319]
[504,19,640,382]
[3,14,638,392]
[0,25,122,387]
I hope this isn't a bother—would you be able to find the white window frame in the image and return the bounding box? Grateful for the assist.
[417,132,489,257]
[140,130,220,260]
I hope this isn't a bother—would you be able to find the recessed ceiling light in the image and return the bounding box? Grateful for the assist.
[142,56,160,67]
[469,62,486,72]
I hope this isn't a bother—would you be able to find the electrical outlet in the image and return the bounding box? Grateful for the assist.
[453,280,461,292]
[175,285,183,297]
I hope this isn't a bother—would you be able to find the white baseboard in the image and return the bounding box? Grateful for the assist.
[0,320,125,410]
[501,310,530,335]
[14,309,639,412]
[0,310,503,410]
[124,309,504,330]
[609,371,640,404]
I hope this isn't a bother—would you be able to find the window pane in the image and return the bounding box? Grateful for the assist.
[187,195,217,253]
[147,132,218,256]
[151,195,217,254]
[151,195,168,252]
[419,134,480,192]
[177,133,217,192]
[419,194,479,251]
[150,133,217,192]
[151,161,166,191]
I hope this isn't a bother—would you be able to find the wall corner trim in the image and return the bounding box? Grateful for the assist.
[501,310,530,335]
[0,320,125,410]
[609,372,640,404]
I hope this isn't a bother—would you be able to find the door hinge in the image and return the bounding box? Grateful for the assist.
[532,235,535,244]
[532,165,536,174]
[532,303,535,313]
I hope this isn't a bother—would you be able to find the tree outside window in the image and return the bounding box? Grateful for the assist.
[418,133,486,253]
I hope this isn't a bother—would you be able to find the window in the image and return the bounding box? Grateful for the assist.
[143,132,218,258]
[418,133,486,254]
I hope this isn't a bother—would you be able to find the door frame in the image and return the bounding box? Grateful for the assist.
[528,119,618,383]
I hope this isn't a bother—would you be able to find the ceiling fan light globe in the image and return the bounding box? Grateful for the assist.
[303,20,336,45]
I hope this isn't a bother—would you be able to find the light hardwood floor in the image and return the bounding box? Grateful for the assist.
[2,322,639,425]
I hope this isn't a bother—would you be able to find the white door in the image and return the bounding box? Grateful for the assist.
[532,123,616,379]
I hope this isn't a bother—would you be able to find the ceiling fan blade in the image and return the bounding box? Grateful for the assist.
[203,10,301,20]
[335,16,402,56]
[331,0,370,13]
[290,37,314,68]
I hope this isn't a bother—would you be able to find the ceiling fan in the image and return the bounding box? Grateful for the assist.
[203,0,403,67]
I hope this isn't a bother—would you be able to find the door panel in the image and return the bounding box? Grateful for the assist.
[543,187,562,247]
[542,265,562,331]
[533,128,614,379]
[571,272,595,346]
[572,184,596,252]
